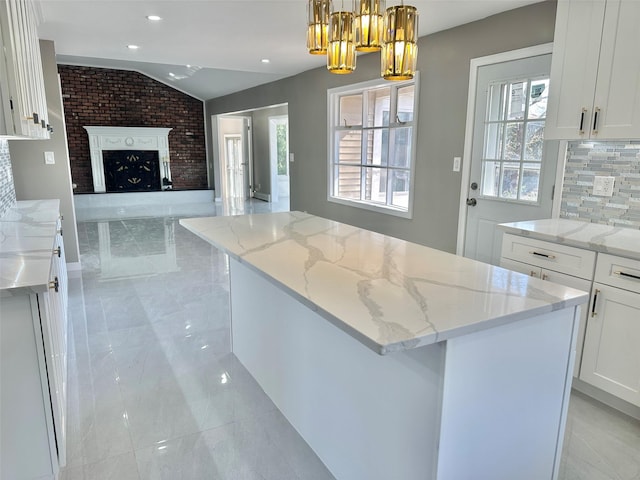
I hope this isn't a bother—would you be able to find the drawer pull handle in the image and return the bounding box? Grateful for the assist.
[591,288,600,317]
[542,273,549,281]
[530,251,556,259]
[49,277,59,293]
[53,246,61,258]
[614,271,640,281]
[530,270,538,277]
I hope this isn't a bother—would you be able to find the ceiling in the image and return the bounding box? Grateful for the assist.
[36,0,542,101]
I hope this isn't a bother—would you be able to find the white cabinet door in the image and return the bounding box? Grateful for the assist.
[592,0,640,139]
[540,269,591,378]
[0,0,49,138]
[581,283,640,406]
[545,0,604,140]
[545,0,640,140]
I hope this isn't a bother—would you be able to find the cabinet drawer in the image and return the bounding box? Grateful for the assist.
[595,253,640,294]
[501,234,596,280]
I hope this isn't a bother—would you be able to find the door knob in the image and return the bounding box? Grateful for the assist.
[470,182,478,190]
[466,198,477,206]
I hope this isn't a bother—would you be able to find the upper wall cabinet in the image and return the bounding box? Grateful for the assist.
[0,0,50,139]
[545,0,640,140]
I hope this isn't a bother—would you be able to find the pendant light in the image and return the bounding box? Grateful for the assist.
[355,0,385,52]
[381,3,418,80]
[307,0,331,55]
[327,2,356,74]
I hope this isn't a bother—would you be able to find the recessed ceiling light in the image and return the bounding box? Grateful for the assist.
[261,58,270,64]
[127,44,140,50]
[146,15,162,21]
[168,72,176,77]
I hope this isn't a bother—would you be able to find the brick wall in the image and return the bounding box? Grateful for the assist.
[59,65,207,192]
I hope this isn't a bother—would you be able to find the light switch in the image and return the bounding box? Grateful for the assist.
[289,153,295,163]
[44,151,55,165]
[453,157,461,172]
[592,176,615,197]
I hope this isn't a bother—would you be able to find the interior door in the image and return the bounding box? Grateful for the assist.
[463,54,557,265]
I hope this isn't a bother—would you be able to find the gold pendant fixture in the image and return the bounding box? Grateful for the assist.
[307,0,418,80]
[355,0,385,52]
[381,4,418,80]
[327,8,356,74]
[307,0,331,55]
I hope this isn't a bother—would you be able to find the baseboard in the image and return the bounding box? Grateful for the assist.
[571,378,640,421]
[253,192,271,202]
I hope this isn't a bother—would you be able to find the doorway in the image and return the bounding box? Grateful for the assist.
[217,116,252,200]
[457,44,559,265]
[269,115,290,209]
[214,104,289,207]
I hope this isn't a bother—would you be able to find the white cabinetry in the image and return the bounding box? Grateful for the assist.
[545,0,640,140]
[0,220,67,479]
[0,0,50,139]
[581,253,640,407]
[501,233,595,377]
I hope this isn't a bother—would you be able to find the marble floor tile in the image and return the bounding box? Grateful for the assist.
[60,199,640,480]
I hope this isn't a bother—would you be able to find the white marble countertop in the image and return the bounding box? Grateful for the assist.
[0,200,60,293]
[180,212,588,355]
[499,218,640,261]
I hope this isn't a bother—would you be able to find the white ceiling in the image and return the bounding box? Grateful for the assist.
[36,0,542,101]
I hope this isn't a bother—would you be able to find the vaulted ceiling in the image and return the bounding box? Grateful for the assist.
[37,0,542,100]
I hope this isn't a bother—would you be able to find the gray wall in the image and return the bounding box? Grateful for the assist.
[9,40,80,263]
[206,2,556,252]
[251,104,288,198]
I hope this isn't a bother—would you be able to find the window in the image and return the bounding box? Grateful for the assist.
[328,76,418,217]
[480,76,549,203]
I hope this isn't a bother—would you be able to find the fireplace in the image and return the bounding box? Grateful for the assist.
[84,126,172,193]
[103,150,161,192]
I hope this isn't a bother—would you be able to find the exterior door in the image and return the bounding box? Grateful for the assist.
[463,54,557,265]
[219,116,252,200]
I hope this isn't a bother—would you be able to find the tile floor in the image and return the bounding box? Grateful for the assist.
[60,198,640,479]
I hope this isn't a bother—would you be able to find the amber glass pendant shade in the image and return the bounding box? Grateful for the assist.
[381,5,418,80]
[328,9,356,74]
[307,0,331,55]
[355,0,385,52]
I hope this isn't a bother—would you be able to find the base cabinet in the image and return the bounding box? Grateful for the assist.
[0,218,67,479]
[580,254,640,407]
[500,234,595,377]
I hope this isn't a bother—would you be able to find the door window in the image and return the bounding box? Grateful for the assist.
[481,77,549,203]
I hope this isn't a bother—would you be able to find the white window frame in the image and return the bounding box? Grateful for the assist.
[327,75,419,219]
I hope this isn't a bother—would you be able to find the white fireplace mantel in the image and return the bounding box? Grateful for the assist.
[84,126,173,193]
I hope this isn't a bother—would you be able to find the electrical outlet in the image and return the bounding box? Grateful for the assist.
[592,176,615,197]
[453,156,461,172]
[44,151,55,165]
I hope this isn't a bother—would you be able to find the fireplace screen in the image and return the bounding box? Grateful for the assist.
[103,150,161,192]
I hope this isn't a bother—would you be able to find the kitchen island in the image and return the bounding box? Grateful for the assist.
[180,211,588,480]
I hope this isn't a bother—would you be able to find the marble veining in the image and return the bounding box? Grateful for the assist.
[180,212,588,355]
[499,218,640,261]
[0,199,61,292]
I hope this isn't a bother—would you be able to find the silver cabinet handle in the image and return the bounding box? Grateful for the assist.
[614,270,640,281]
[529,251,556,259]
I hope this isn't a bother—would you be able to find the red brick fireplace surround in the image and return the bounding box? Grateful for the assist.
[58,65,207,193]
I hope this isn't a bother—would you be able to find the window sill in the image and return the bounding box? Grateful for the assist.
[328,196,413,219]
